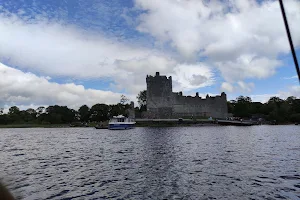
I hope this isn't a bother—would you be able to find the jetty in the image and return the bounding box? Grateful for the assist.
[217,119,256,126]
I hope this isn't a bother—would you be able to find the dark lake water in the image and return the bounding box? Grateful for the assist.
[1,126,300,200]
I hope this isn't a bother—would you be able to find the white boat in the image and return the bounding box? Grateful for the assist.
[108,115,136,130]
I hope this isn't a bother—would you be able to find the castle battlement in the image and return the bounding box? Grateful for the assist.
[146,72,228,119]
[146,72,172,82]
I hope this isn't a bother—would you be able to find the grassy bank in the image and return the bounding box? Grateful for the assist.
[0,124,72,128]
[0,122,104,128]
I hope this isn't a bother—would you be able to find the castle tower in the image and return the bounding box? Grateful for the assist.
[146,72,173,118]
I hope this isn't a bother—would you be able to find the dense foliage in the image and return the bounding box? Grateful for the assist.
[0,103,133,125]
[228,96,300,123]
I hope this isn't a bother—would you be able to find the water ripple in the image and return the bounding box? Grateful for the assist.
[0,126,300,199]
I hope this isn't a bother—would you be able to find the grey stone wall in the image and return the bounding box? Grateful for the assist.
[146,72,228,119]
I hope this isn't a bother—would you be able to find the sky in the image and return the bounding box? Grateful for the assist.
[0,0,300,110]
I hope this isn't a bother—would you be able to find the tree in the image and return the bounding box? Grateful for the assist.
[137,90,147,107]
[268,96,283,104]
[0,108,3,115]
[286,96,296,103]
[43,105,75,124]
[78,105,90,122]
[120,95,129,105]
[21,108,38,122]
[8,106,20,115]
[227,100,237,114]
[249,102,263,115]
[36,106,45,117]
[233,96,252,117]
[236,96,252,103]
[7,106,21,123]
[26,108,36,115]
[290,113,300,123]
[90,104,109,122]
[0,114,8,124]
[108,103,129,118]
[71,109,80,121]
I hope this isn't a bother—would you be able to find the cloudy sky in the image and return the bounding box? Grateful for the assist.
[0,0,299,110]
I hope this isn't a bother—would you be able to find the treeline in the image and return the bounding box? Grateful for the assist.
[228,96,300,123]
[0,95,299,125]
[0,103,134,125]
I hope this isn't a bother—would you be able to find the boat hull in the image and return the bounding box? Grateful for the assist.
[95,126,107,129]
[108,123,135,130]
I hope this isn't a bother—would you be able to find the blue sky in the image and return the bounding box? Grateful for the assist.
[0,0,299,109]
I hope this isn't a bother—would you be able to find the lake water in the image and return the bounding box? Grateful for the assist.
[1,126,300,200]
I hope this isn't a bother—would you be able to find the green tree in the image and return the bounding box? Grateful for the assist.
[236,96,252,103]
[227,101,235,113]
[90,104,109,122]
[8,106,20,115]
[26,108,37,120]
[0,114,8,124]
[137,90,147,111]
[290,113,300,123]
[108,103,129,118]
[36,106,45,117]
[78,105,90,122]
[249,102,263,115]
[233,96,252,117]
[8,106,21,123]
[137,90,147,107]
[286,96,296,104]
[120,95,129,105]
[44,105,75,124]
[22,108,37,122]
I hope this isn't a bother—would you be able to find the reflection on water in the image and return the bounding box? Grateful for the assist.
[0,126,300,199]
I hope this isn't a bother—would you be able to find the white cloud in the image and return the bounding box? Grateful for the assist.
[279,85,300,98]
[250,85,300,103]
[0,10,155,79]
[283,75,298,79]
[135,0,224,58]
[0,59,214,110]
[250,94,278,103]
[221,82,234,93]
[216,55,281,82]
[221,81,254,93]
[1,0,298,105]
[0,10,215,95]
[237,81,255,93]
[116,55,176,74]
[172,63,214,91]
[113,55,177,94]
[112,56,215,93]
[0,62,134,109]
[134,0,300,81]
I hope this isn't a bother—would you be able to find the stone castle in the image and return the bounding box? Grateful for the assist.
[146,72,228,119]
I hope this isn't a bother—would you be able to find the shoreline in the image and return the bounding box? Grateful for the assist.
[0,123,297,128]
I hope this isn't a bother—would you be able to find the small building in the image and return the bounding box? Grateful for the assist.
[146,72,228,119]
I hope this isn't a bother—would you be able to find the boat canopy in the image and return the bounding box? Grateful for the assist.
[113,115,126,118]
